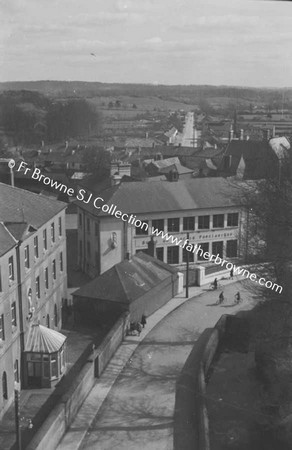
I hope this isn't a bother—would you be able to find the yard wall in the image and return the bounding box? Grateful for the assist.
[25,312,130,450]
[174,314,228,450]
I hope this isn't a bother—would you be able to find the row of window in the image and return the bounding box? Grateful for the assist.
[24,218,63,270]
[79,214,99,236]
[36,253,64,298]
[136,213,239,236]
[0,301,17,341]
[151,239,238,264]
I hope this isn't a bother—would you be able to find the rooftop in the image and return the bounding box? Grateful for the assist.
[0,183,66,256]
[73,252,177,303]
[76,177,241,217]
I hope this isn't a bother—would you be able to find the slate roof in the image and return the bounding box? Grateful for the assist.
[77,177,241,217]
[217,140,275,179]
[73,252,177,303]
[0,183,66,256]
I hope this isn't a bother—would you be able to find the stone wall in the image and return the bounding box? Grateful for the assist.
[26,312,130,450]
[174,315,228,450]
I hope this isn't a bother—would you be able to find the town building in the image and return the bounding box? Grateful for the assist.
[73,252,181,325]
[76,177,246,281]
[0,183,67,417]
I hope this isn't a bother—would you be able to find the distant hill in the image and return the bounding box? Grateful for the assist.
[0,81,292,106]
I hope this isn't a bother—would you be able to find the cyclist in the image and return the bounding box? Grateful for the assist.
[234,291,241,304]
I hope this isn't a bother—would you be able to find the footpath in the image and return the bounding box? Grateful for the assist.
[57,276,256,450]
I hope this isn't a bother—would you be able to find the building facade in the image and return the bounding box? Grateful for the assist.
[0,183,67,417]
[76,178,246,279]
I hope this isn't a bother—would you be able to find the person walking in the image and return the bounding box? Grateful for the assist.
[213,278,218,290]
[141,314,147,328]
[230,268,234,279]
[217,291,224,305]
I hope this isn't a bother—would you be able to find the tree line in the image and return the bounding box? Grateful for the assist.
[0,90,102,145]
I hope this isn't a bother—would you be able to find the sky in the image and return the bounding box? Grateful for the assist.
[0,0,292,86]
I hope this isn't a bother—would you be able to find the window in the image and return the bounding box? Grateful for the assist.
[79,241,83,259]
[79,213,82,227]
[51,223,55,243]
[34,236,39,258]
[24,245,30,268]
[36,276,40,298]
[11,302,17,327]
[213,214,224,228]
[167,246,179,264]
[167,218,180,232]
[0,314,5,340]
[183,217,195,231]
[197,243,209,261]
[60,252,63,272]
[198,216,210,230]
[156,247,164,261]
[87,242,91,259]
[95,222,99,236]
[212,241,224,258]
[8,256,14,280]
[183,246,194,263]
[54,304,58,327]
[51,354,58,378]
[135,221,149,235]
[45,267,49,289]
[14,360,19,383]
[52,260,56,280]
[227,213,239,227]
[226,240,238,257]
[43,229,47,250]
[58,217,62,236]
[152,219,164,233]
[2,372,8,400]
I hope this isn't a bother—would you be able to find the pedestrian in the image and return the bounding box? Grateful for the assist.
[141,314,147,328]
[213,278,218,290]
[230,268,234,279]
[218,291,224,305]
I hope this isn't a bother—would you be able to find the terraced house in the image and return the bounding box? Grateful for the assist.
[0,183,67,418]
[76,177,247,282]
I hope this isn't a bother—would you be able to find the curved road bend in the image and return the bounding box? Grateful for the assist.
[58,281,258,450]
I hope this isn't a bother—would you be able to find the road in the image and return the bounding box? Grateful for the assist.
[58,280,258,450]
[181,111,195,147]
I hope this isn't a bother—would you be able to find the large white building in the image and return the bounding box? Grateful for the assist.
[76,177,246,279]
[0,183,67,417]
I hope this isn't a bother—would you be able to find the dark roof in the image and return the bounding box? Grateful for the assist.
[0,183,66,255]
[217,140,274,179]
[77,177,241,217]
[73,252,177,303]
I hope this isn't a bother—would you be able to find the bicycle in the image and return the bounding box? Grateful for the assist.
[209,281,222,290]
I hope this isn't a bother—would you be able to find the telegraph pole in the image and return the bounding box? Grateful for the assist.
[186,232,189,298]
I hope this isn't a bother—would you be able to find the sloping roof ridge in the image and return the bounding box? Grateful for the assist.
[1,221,19,244]
[115,262,132,302]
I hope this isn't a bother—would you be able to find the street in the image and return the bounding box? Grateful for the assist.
[57,279,259,450]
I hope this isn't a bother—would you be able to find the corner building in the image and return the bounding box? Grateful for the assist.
[0,183,67,417]
[77,178,247,279]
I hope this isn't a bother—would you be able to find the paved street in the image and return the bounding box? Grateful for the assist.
[57,279,259,450]
[181,111,195,147]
